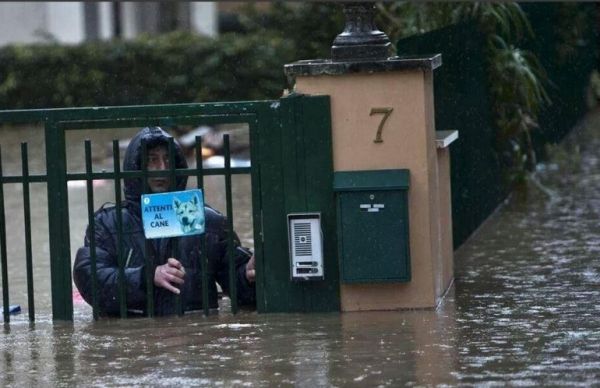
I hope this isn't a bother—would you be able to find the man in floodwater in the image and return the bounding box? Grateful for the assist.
[73,126,256,316]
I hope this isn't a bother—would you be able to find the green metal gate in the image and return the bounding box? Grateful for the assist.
[0,94,339,322]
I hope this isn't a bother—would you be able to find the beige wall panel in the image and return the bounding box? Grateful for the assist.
[423,71,443,303]
[340,283,435,310]
[296,72,428,171]
[296,70,442,310]
[437,149,454,295]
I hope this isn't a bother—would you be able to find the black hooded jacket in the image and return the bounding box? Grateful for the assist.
[73,127,255,316]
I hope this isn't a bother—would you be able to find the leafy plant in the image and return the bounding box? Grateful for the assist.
[490,35,550,174]
[237,2,344,61]
[554,3,592,64]
[377,2,551,182]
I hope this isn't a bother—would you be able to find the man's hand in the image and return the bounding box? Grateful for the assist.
[245,255,255,283]
[154,258,185,294]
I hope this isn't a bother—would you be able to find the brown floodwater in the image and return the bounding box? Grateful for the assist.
[2,111,600,386]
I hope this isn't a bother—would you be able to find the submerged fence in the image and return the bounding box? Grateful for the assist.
[0,102,269,323]
[0,95,336,320]
[0,132,248,323]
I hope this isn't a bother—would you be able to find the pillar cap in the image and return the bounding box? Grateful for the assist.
[284,54,442,79]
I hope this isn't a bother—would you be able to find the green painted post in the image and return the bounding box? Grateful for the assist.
[256,99,296,312]
[247,112,265,312]
[280,96,309,310]
[257,95,339,313]
[298,95,340,312]
[45,122,73,321]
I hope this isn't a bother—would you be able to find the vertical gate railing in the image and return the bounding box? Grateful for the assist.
[0,146,10,323]
[0,101,275,322]
[0,143,45,324]
[77,134,243,319]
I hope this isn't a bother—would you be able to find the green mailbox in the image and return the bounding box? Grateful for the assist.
[333,169,411,283]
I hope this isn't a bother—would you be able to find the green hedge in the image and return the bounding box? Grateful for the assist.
[0,31,298,109]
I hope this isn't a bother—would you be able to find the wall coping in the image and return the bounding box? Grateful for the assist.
[284,54,442,78]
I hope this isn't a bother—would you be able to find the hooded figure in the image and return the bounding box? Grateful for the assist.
[73,127,255,316]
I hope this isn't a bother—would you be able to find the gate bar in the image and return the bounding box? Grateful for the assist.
[84,141,99,320]
[0,146,9,323]
[223,135,237,314]
[195,136,210,316]
[113,141,127,318]
[167,138,184,316]
[141,140,155,317]
[21,143,35,321]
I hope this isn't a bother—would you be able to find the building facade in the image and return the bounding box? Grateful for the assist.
[0,2,217,46]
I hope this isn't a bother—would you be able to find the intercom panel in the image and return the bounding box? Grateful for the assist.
[287,213,324,281]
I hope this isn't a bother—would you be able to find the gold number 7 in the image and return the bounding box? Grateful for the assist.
[370,107,393,143]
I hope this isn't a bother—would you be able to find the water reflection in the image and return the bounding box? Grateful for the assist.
[3,111,600,385]
[1,308,463,386]
[451,111,600,385]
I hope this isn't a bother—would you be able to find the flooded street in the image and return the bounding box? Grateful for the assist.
[2,109,600,386]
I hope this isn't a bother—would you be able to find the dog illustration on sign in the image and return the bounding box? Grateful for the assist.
[173,194,204,233]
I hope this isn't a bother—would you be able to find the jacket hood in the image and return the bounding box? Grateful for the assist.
[123,126,188,202]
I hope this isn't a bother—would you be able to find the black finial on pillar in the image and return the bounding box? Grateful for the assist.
[284,2,441,78]
[331,2,392,61]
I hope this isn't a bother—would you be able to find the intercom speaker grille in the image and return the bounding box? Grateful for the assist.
[293,222,312,256]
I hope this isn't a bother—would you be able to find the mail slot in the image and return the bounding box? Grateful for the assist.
[333,169,410,283]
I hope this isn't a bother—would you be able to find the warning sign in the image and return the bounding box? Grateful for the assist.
[141,189,205,239]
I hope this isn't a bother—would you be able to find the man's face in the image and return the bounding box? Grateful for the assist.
[146,145,170,193]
